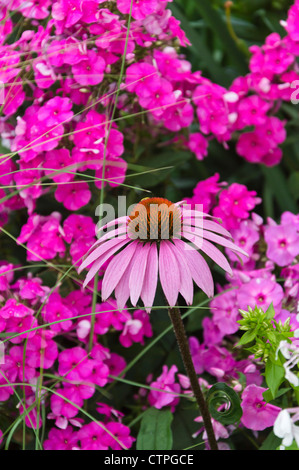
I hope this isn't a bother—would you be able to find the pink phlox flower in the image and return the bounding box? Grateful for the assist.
[213,183,262,230]
[148,365,181,410]
[225,219,260,264]
[101,421,136,450]
[209,288,240,336]
[43,425,79,450]
[119,309,153,347]
[94,155,127,189]
[6,314,38,344]
[43,148,74,183]
[0,298,34,319]
[3,345,36,382]
[187,132,208,161]
[241,384,281,431]
[26,330,58,369]
[264,222,299,266]
[117,0,159,20]
[54,180,91,211]
[42,292,74,332]
[37,96,73,126]
[72,50,106,86]
[58,346,94,383]
[237,277,284,313]
[96,402,124,421]
[77,421,109,450]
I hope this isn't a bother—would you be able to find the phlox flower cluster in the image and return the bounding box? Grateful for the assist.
[0,259,153,448]
[1,0,299,231]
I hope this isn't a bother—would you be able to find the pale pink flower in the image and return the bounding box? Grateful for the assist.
[79,197,247,312]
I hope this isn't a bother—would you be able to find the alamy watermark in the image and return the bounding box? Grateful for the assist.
[290,80,299,104]
[93,197,205,250]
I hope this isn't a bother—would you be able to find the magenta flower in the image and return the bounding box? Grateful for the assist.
[264,222,299,267]
[101,422,135,450]
[117,0,159,20]
[148,365,181,410]
[58,346,93,383]
[94,156,127,189]
[77,421,108,450]
[43,426,79,450]
[79,197,246,312]
[237,277,284,313]
[241,384,281,431]
[37,97,73,126]
[119,309,153,347]
[72,51,105,86]
[55,181,91,211]
[26,330,58,369]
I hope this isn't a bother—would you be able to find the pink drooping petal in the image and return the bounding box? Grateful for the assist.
[129,242,151,306]
[82,239,130,287]
[102,241,138,301]
[170,243,193,305]
[114,257,134,311]
[93,226,128,245]
[96,216,129,235]
[140,243,158,313]
[182,233,233,276]
[183,228,248,257]
[174,239,214,298]
[159,241,180,307]
[202,219,233,238]
[79,236,129,272]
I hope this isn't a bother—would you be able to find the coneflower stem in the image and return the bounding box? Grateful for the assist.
[168,306,218,451]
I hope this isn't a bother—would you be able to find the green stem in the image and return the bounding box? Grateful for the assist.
[168,306,218,451]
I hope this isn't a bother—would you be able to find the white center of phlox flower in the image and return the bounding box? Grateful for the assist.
[80,148,100,154]
[123,319,143,336]
[223,91,239,103]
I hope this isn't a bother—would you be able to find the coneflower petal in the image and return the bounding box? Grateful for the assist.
[174,239,214,298]
[183,218,232,239]
[182,228,248,257]
[96,216,129,235]
[102,240,138,301]
[170,243,193,305]
[82,239,130,288]
[159,240,180,308]
[140,243,158,313]
[182,232,233,276]
[129,242,151,306]
[79,237,130,273]
[114,257,134,311]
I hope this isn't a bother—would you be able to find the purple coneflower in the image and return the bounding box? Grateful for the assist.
[79,197,247,451]
[78,197,246,312]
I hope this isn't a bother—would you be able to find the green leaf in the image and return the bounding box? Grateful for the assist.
[259,431,282,450]
[289,172,299,201]
[237,328,258,347]
[265,359,285,399]
[207,383,242,425]
[265,303,275,320]
[262,166,298,214]
[192,0,249,74]
[136,407,173,450]
[130,150,191,188]
[169,4,231,86]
